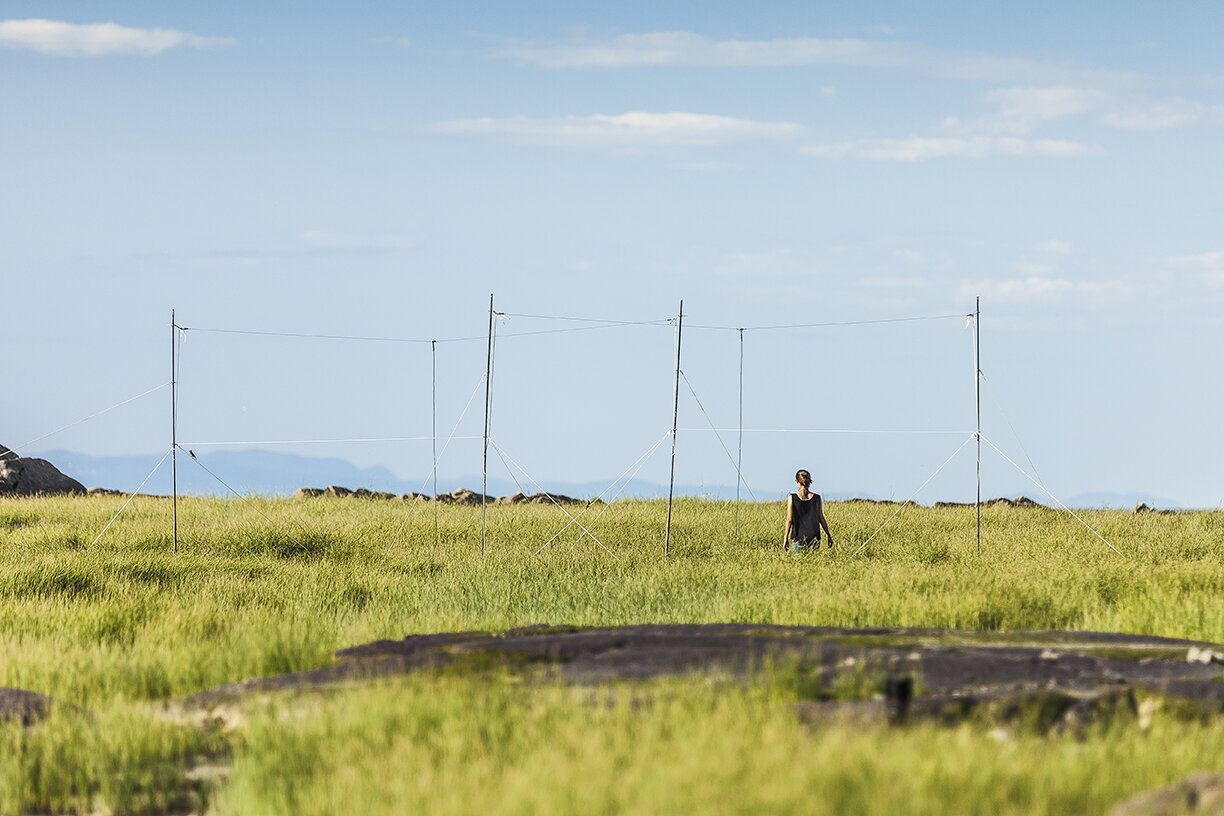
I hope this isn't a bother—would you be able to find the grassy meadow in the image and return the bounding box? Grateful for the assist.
[2,493,1223,814]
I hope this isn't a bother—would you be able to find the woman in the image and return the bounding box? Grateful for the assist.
[784,469,833,553]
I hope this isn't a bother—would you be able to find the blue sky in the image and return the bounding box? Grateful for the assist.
[4,2,1223,507]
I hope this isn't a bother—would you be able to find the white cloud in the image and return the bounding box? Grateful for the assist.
[1037,240,1073,254]
[802,135,1102,161]
[1099,99,1215,131]
[504,32,912,70]
[972,87,1222,135]
[298,231,414,250]
[1167,251,1224,288]
[966,274,1164,305]
[975,86,1107,135]
[0,18,234,56]
[966,277,1074,303]
[501,31,1135,86]
[432,111,803,147]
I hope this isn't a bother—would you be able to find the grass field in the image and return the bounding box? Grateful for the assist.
[2,493,1223,814]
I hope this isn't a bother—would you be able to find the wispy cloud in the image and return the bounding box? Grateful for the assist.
[972,86,1108,135]
[802,135,1101,161]
[297,231,415,251]
[0,18,234,56]
[965,274,1165,305]
[1167,251,1224,288]
[1036,240,1073,254]
[1100,99,1220,131]
[431,111,803,148]
[501,31,1134,85]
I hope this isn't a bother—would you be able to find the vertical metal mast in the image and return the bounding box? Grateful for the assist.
[432,338,438,548]
[170,309,178,555]
[665,300,683,557]
[974,296,982,556]
[735,327,744,542]
[481,294,494,557]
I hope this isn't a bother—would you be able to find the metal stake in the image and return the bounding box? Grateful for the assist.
[170,309,178,555]
[482,294,494,557]
[974,296,981,556]
[665,299,683,557]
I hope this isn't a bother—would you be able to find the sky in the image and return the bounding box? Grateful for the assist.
[3,1,1223,508]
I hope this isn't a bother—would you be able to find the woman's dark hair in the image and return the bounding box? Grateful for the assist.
[795,469,812,487]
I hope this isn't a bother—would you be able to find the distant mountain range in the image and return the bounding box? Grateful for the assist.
[34,448,1186,509]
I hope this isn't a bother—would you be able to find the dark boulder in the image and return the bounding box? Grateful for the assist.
[0,445,86,496]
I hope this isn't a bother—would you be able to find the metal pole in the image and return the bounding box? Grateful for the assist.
[170,309,178,555]
[974,296,981,556]
[665,299,683,557]
[432,338,438,549]
[735,327,744,543]
[482,294,494,557]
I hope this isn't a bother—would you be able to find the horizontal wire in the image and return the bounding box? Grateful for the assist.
[686,313,967,332]
[181,435,484,447]
[181,326,480,344]
[496,322,671,339]
[675,427,973,435]
[500,312,674,326]
[179,311,962,345]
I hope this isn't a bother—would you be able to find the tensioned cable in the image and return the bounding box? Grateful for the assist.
[383,372,489,559]
[680,370,758,501]
[179,321,661,345]
[500,312,674,327]
[184,449,315,553]
[686,313,966,332]
[176,310,960,346]
[182,326,467,344]
[7,382,171,458]
[676,427,972,435]
[560,432,672,556]
[88,448,173,548]
[982,436,1123,556]
[979,372,1046,490]
[180,436,481,447]
[489,438,619,561]
[532,429,672,557]
[532,432,670,557]
[852,433,977,557]
[488,440,578,542]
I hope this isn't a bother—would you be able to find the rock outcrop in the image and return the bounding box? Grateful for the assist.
[292,486,591,505]
[0,688,55,726]
[0,445,86,496]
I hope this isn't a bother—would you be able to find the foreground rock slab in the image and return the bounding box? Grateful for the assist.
[183,624,1224,725]
[1111,771,1224,816]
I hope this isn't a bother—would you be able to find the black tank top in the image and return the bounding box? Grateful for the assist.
[790,493,822,543]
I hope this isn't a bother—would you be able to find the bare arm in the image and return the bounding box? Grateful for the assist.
[819,499,833,545]
[783,495,793,549]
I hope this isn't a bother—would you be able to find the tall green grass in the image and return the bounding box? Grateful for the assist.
[1,495,1222,813]
[2,495,1221,704]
